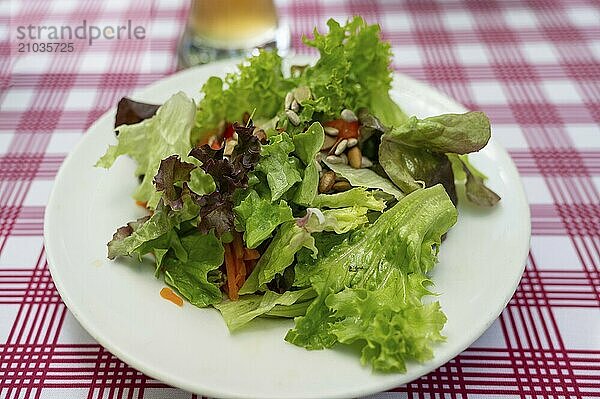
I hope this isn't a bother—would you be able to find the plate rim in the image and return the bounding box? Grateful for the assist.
[44,56,531,399]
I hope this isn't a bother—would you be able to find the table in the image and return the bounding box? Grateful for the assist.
[1,0,599,398]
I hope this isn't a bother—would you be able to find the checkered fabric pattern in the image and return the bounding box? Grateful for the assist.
[1,0,599,397]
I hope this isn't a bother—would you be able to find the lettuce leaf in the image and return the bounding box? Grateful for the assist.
[285,185,457,371]
[326,272,446,372]
[189,123,261,236]
[292,122,325,205]
[449,154,500,207]
[384,112,490,154]
[379,141,458,205]
[239,221,317,295]
[234,190,294,248]
[312,187,386,211]
[214,288,315,331]
[96,92,196,204]
[255,132,302,201]
[299,17,407,125]
[304,207,369,234]
[106,196,199,260]
[114,97,159,129]
[323,161,404,199]
[194,50,294,143]
[378,112,492,206]
[163,231,224,308]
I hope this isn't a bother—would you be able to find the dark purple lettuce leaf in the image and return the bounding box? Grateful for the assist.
[187,121,262,237]
[115,97,160,131]
[153,155,197,210]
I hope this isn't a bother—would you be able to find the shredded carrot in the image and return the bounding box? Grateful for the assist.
[223,232,249,301]
[224,244,237,299]
[135,200,148,208]
[245,259,258,274]
[243,248,261,261]
[160,287,183,307]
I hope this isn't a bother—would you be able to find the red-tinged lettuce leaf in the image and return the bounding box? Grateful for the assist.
[115,97,160,131]
[107,197,199,260]
[188,122,261,237]
[153,155,197,210]
[464,164,501,207]
[379,140,458,206]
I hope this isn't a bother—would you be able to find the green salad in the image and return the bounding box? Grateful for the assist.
[97,17,500,373]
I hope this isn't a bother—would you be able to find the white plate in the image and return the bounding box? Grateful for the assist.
[44,56,530,399]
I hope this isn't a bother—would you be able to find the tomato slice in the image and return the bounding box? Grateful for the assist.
[324,119,359,139]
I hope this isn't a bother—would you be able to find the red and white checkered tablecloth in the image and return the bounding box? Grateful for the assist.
[1,0,599,397]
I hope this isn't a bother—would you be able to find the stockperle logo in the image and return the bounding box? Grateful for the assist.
[15,20,146,46]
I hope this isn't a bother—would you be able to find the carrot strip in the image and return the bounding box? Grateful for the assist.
[224,244,238,300]
[243,248,261,261]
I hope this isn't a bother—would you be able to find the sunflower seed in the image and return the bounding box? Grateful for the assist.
[334,139,348,155]
[319,171,336,193]
[315,162,322,173]
[341,108,358,122]
[346,138,358,148]
[291,99,300,112]
[284,92,294,110]
[324,126,339,136]
[286,109,300,126]
[340,153,348,164]
[326,155,344,164]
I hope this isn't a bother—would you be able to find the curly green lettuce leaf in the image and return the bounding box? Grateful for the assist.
[239,221,317,295]
[304,207,369,234]
[163,231,224,308]
[385,112,491,154]
[325,272,447,372]
[298,17,407,126]
[214,288,315,331]
[96,92,196,203]
[234,190,294,249]
[293,231,352,289]
[312,187,386,211]
[194,50,294,143]
[255,132,302,201]
[285,185,457,362]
